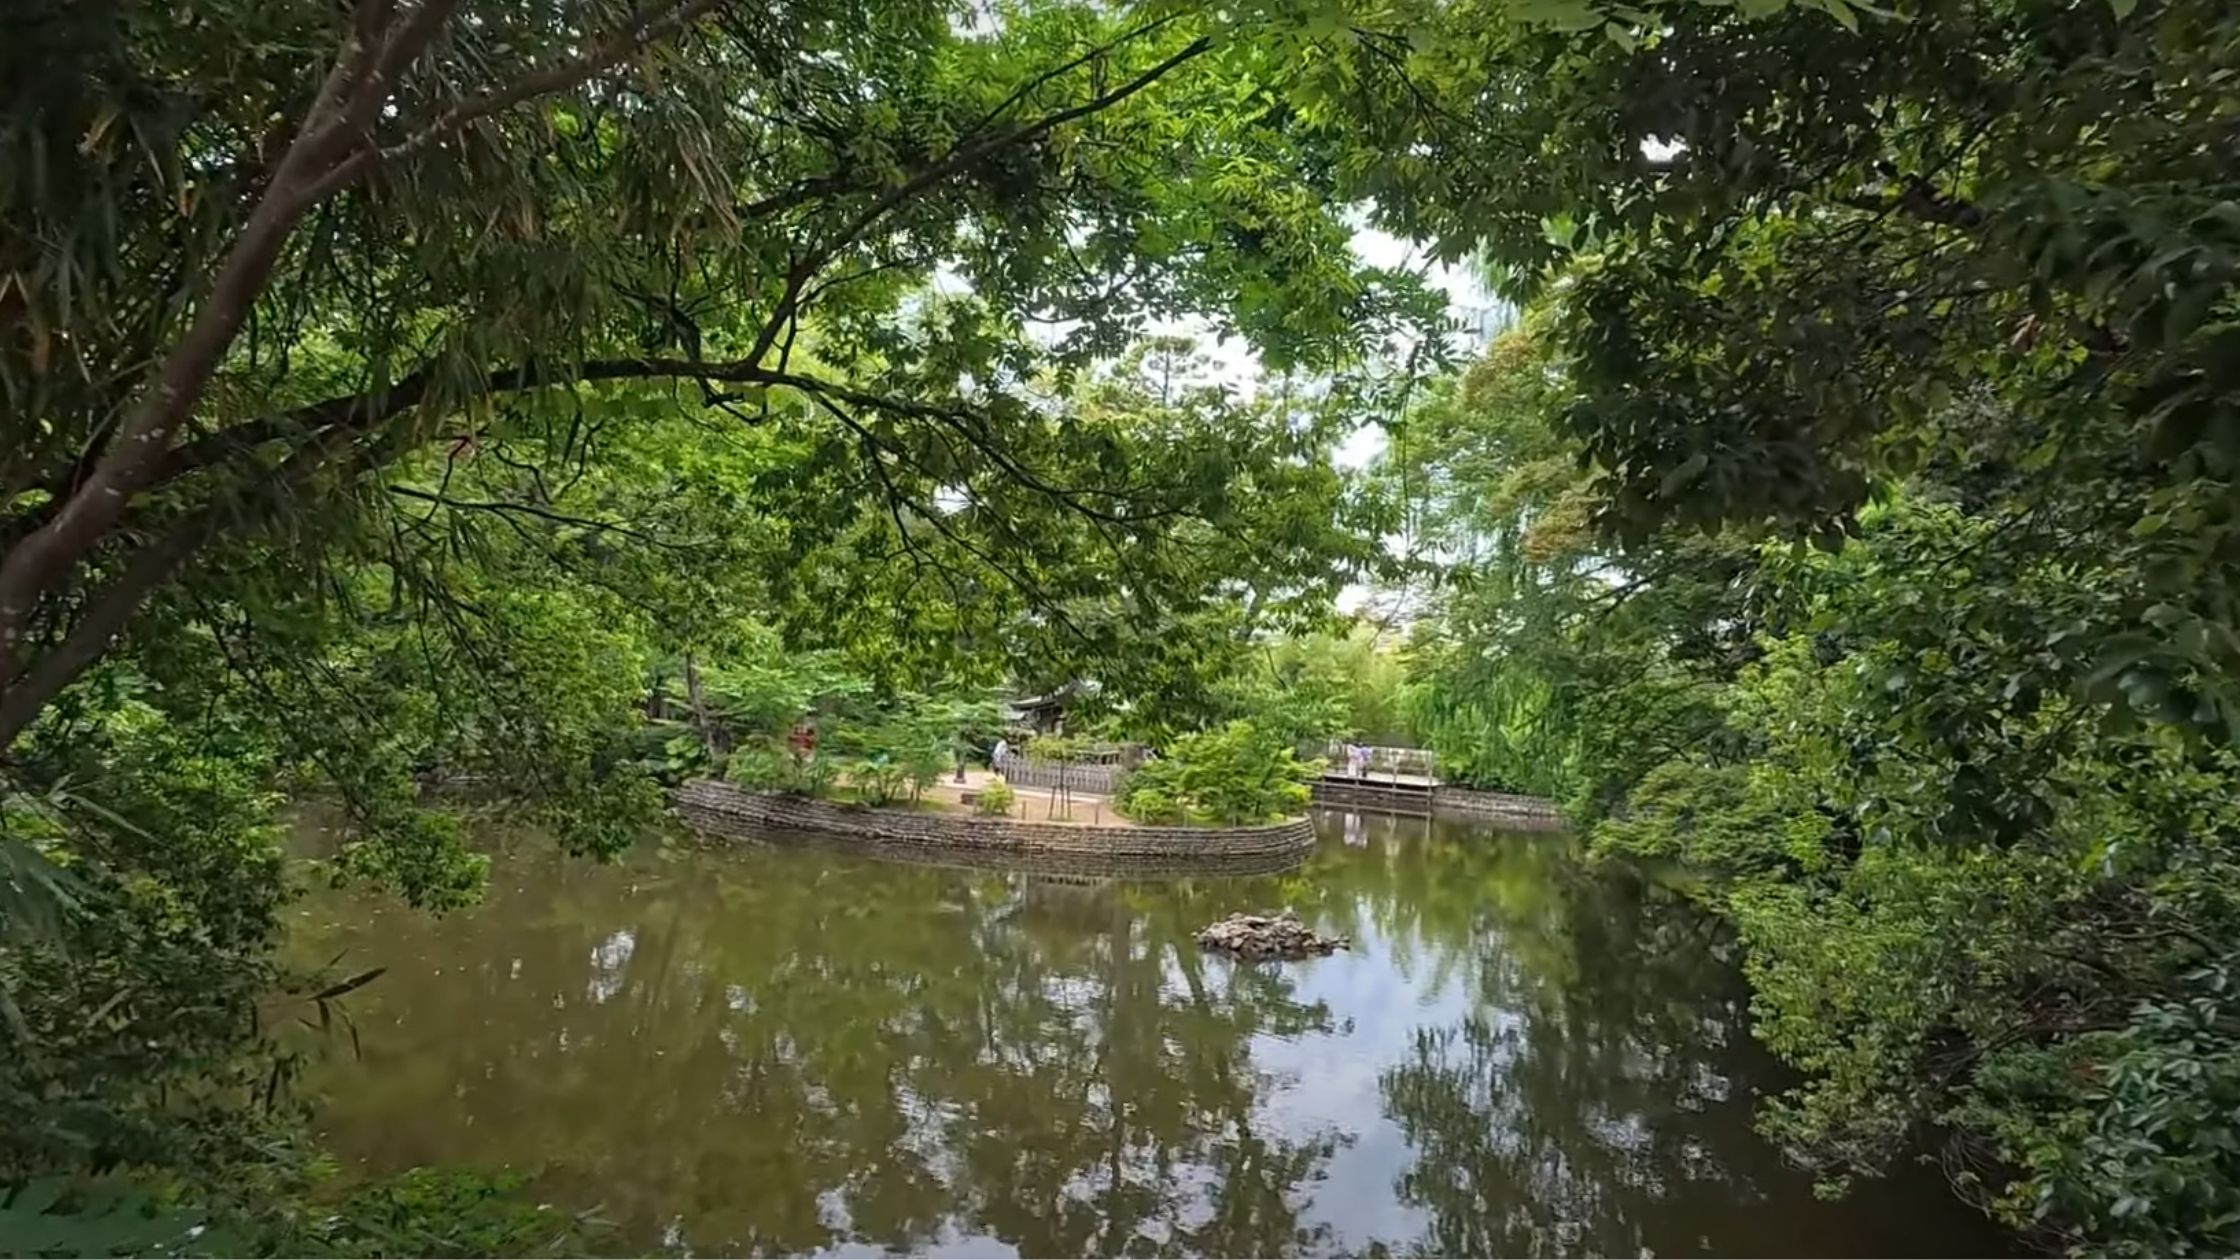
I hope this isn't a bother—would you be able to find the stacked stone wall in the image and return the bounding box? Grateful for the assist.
[672,780,1315,876]
[1430,785,1564,826]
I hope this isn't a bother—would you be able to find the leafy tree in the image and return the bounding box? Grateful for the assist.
[0,0,1443,1235]
[1316,0,2240,743]
[1208,626,1415,752]
[1391,329,2240,1253]
[1316,6,2240,1242]
[1116,721,1314,826]
[1376,320,1742,803]
[0,0,1439,747]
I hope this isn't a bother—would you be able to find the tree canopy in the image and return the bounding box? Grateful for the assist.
[1364,1,2240,1252]
[0,0,1439,1229]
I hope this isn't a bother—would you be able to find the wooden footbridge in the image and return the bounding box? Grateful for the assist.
[1312,743,1441,817]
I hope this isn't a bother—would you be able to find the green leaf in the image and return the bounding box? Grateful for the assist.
[1508,0,1608,31]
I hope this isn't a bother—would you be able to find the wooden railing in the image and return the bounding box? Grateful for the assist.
[1318,741,1440,783]
[995,753,1124,795]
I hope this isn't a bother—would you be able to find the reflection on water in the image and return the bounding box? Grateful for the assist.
[288,811,2012,1257]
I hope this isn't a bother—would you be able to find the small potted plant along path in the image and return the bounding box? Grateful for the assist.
[673,720,1321,878]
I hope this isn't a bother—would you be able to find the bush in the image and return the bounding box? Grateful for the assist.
[1115,782,1185,824]
[723,738,836,798]
[846,755,909,807]
[1116,720,1314,826]
[902,746,950,803]
[723,739,789,790]
[973,782,1015,816]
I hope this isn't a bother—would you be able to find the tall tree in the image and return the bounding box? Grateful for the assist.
[0,0,1441,747]
[1329,0,2240,1249]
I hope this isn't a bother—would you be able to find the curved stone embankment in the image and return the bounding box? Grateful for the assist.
[671,780,1316,878]
[1430,785,1564,827]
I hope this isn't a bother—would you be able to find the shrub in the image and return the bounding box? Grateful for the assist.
[723,739,789,790]
[846,755,909,807]
[903,746,950,803]
[723,738,836,798]
[973,782,1015,816]
[1116,720,1314,825]
[1115,781,1185,824]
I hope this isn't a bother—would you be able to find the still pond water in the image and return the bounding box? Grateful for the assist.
[290,811,2012,1257]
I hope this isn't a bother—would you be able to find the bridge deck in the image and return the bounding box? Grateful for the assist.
[1316,770,1438,790]
[1311,772,1438,817]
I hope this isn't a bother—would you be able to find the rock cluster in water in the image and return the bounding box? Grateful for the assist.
[1196,910,1347,960]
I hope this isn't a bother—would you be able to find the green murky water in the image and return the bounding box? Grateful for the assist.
[288,810,2013,1257]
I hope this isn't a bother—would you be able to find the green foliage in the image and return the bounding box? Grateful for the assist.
[1023,734,1084,766]
[699,645,874,744]
[1378,323,1734,804]
[722,741,793,793]
[844,756,912,808]
[1207,627,1415,751]
[1393,231,2240,1259]
[2,699,293,1183]
[723,737,842,800]
[0,1177,223,1258]
[1560,496,2240,1255]
[1325,2,2240,1241]
[972,781,1016,817]
[1117,722,1315,826]
[278,1167,592,1259]
[1958,975,2240,1258]
[1397,333,2240,1249]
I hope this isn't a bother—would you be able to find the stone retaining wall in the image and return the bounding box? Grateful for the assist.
[1431,785,1564,826]
[672,780,1315,876]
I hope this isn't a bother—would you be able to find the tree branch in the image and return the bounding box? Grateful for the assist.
[805,34,1214,272]
[297,0,729,204]
[383,484,681,548]
[0,516,215,748]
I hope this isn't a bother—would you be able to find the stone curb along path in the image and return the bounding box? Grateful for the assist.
[670,779,1317,875]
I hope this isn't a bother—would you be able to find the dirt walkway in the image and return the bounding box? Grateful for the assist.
[914,766,1138,827]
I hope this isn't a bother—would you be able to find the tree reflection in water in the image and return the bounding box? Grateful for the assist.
[289,812,2010,1257]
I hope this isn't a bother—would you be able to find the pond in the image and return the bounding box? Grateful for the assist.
[287,809,2014,1257]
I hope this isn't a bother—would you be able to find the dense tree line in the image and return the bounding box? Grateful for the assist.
[1376,0,2240,1252]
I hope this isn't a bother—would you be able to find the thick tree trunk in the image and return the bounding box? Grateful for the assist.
[0,520,210,748]
[682,653,723,759]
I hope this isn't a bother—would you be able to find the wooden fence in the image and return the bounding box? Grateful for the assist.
[995,753,1125,795]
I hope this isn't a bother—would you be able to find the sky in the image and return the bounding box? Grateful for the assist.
[1334,226,1501,470]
